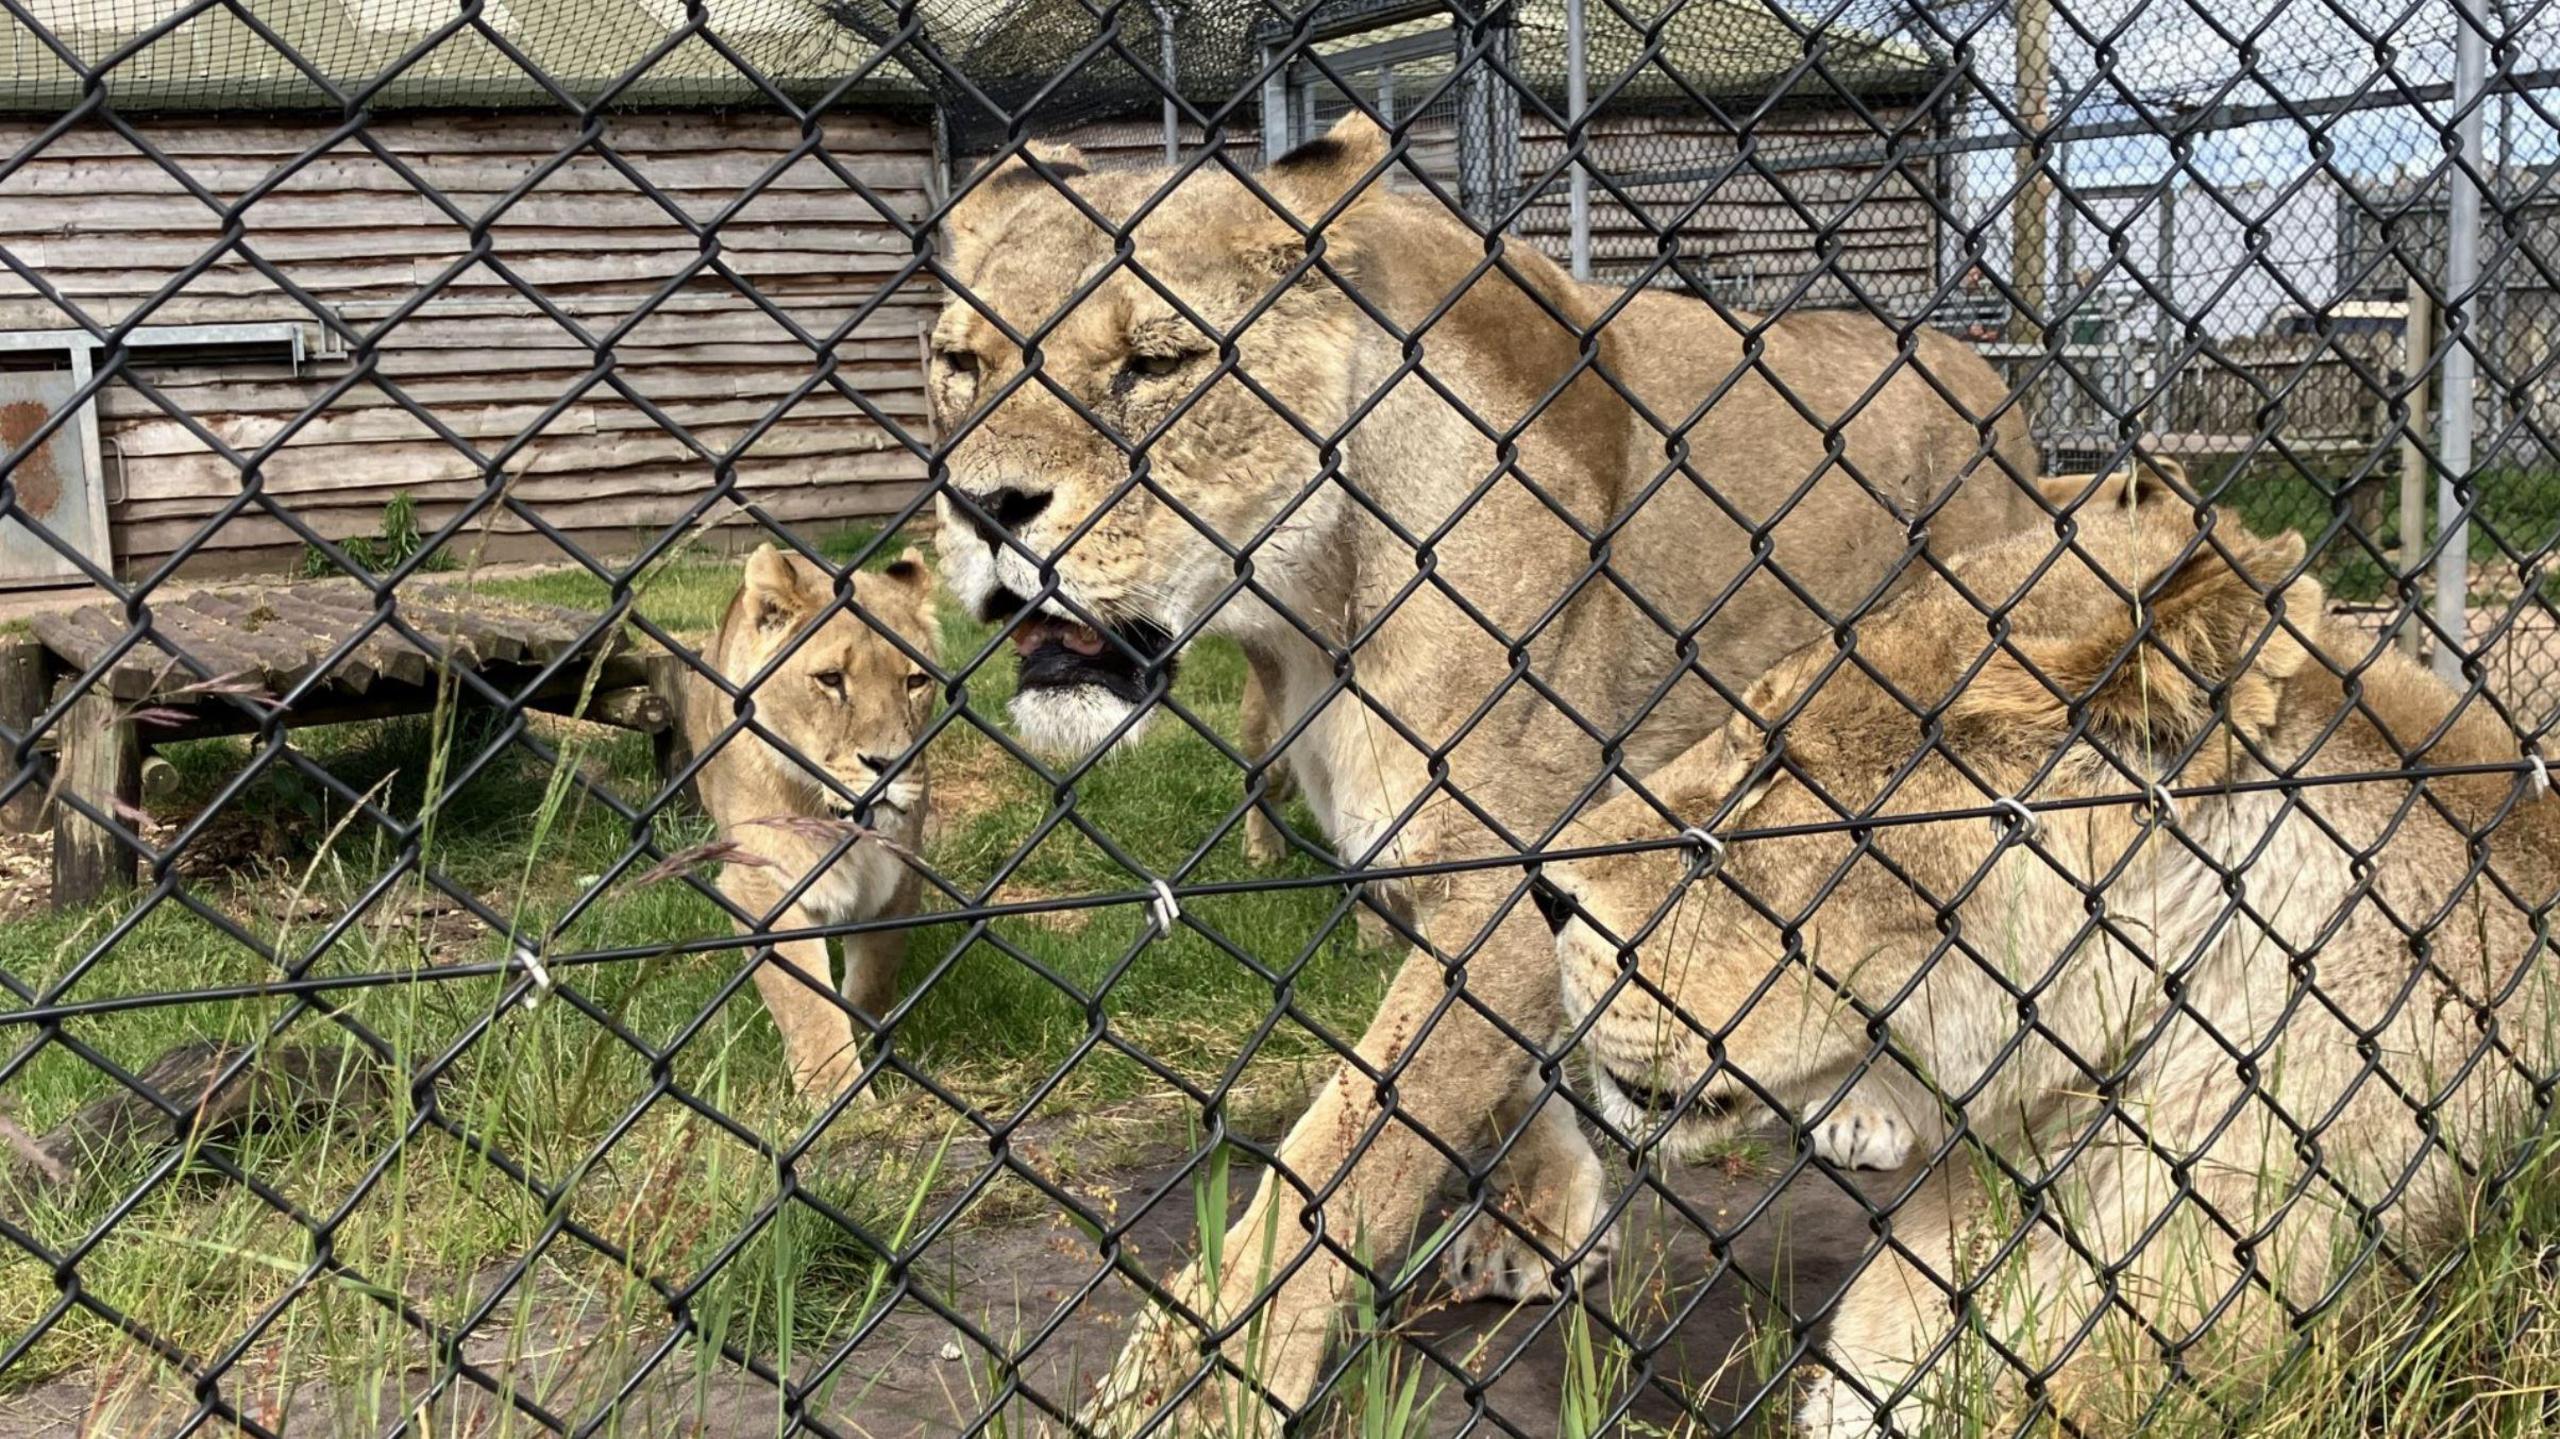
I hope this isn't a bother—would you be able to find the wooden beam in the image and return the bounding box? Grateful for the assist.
[0,640,46,834]
[52,689,139,910]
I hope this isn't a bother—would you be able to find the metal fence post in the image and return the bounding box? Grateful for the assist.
[2435,0,2490,683]
[1566,0,1591,279]
[2156,166,2179,426]
[2008,0,2053,344]
[2401,277,2434,657]
[1155,1,1181,165]
[1260,39,1291,165]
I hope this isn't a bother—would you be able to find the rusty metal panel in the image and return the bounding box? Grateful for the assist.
[0,365,109,586]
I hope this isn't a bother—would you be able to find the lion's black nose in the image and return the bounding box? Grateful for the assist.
[989,485,1053,532]
[1528,875,1573,935]
[958,485,1054,553]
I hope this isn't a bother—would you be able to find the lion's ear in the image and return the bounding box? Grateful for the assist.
[2019,529,2321,764]
[881,545,930,589]
[1244,117,1390,289]
[943,141,1091,274]
[743,543,815,634]
[2035,455,2193,512]
[1265,113,1389,220]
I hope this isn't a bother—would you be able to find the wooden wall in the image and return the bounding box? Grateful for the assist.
[0,109,940,578]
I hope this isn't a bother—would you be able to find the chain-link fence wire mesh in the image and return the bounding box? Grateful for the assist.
[0,0,2557,1435]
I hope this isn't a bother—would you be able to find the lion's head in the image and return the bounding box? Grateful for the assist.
[718,543,940,818]
[1535,510,2326,1159]
[926,117,1470,757]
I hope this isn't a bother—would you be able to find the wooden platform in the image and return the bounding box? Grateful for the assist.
[5,581,682,909]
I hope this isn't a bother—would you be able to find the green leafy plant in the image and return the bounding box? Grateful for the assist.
[301,491,457,578]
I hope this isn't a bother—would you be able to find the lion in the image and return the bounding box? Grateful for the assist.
[1538,506,2560,1433]
[927,113,2044,1429]
[2033,453,2192,512]
[682,542,939,1099]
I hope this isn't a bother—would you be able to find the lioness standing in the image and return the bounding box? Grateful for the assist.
[684,543,939,1099]
[927,114,2044,1428]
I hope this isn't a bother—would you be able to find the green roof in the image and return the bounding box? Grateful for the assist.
[2,0,1940,116]
[1,0,934,113]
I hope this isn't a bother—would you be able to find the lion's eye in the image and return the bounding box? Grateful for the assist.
[813,669,846,693]
[904,672,931,692]
[1126,350,1190,381]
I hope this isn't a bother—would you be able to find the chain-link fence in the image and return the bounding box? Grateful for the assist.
[1,0,2558,1435]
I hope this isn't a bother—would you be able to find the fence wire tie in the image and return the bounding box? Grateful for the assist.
[2141,779,2181,826]
[1679,826,1726,874]
[2530,749,2552,799]
[513,944,553,1010]
[1147,878,1181,939]
[1989,796,2042,841]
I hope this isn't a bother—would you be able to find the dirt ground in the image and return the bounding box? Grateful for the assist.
[0,1147,1894,1437]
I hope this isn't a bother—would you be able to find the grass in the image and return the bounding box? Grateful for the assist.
[10,520,2560,1436]
[0,521,1394,1431]
[2209,459,2560,604]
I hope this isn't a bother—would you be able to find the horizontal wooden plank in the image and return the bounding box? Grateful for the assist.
[0,111,929,161]
[107,390,930,464]
[10,151,933,199]
[0,248,936,303]
[0,291,892,332]
[0,187,932,234]
[12,222,930,267]
[112,445,931,517]
[94,362,929,421]
[111,421,929,501]
[113,472,928,562]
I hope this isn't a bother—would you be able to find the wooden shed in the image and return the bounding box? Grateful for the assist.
[0,1,943,584]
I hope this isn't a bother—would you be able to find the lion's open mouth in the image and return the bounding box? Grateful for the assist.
[825,795,904,819]
[984,586,1178,706]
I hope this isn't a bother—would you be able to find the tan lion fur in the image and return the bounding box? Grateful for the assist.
[1545,507,2560,1433]
[926,115,2046,1429]
[683,544,939,1100]
[2033,453,2192,511]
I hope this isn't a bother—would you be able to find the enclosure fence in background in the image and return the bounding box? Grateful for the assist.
[0,0,2556,1436]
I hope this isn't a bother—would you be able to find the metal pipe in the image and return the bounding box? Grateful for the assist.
[2434,0,2490,683]
[1260,42,1290,166]
[2155,162,2177,422]
[1566,0,1590,279]
[2008,0,2052,345]
[2399,279,2433,657]
[1155,1,1180,165]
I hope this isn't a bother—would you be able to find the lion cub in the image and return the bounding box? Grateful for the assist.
[685,542,938,1099]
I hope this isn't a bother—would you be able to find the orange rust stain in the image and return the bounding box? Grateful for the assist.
[0,399,64,517]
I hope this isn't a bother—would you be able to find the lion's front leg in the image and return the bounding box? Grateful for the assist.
[724,870,863,1101]
[1086,894,1558,1435]
[1441,1071,1614,1303]
[1238,646,1296,868]
[1793,1173,1967,1438]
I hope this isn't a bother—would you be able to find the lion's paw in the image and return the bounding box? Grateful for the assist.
[1443,1205,1616,1303]
[1243,807,1287,867]
[1793,1368,1889,1438]
[1441,1135,1615,1305]
[1812,1107,1911,1171]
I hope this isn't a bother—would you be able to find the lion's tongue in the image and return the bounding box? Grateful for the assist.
[1012,617,1107,657]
